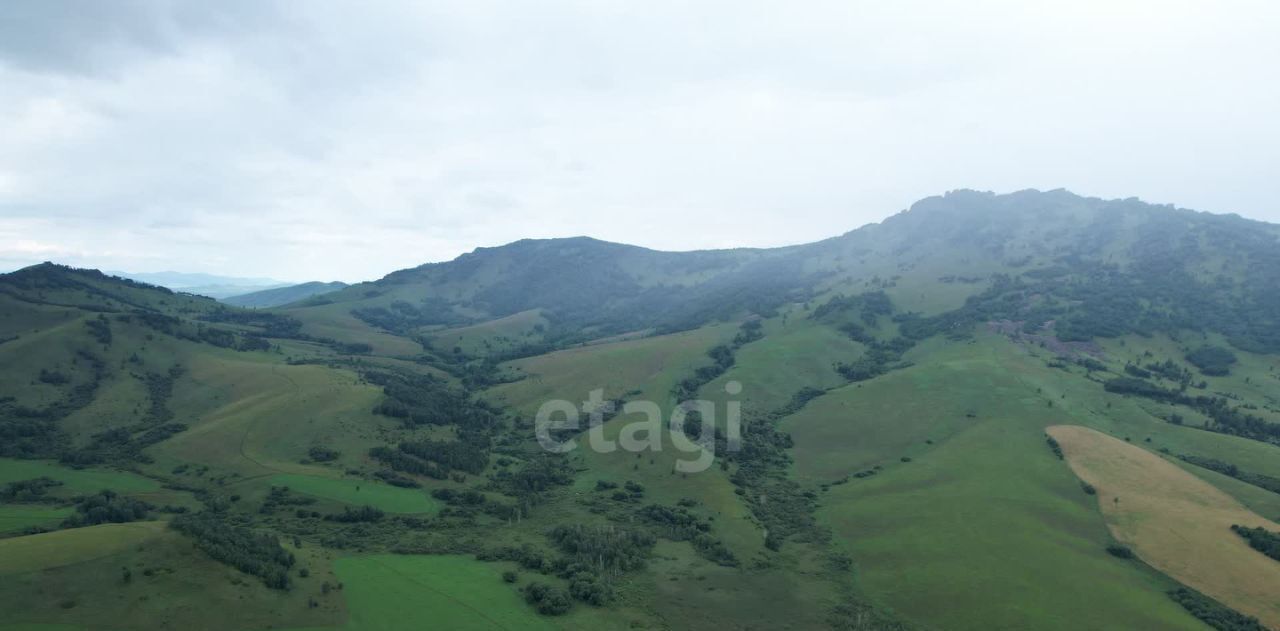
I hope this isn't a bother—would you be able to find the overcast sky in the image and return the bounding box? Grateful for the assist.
[1,1,1277,282]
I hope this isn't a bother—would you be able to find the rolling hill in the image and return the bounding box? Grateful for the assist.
[2,189,1280,631]
[107,271,290,300]
[223,282,349,308]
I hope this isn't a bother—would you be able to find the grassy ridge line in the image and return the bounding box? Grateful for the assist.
[0,522,164,576]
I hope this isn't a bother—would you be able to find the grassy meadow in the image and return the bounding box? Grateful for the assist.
[292,555,558,631]
[269,474,439,514]
[783,335,1205,630]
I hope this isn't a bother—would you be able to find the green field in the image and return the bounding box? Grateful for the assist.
[0,506,73,534]
[293,555,558,631]
[0,459,160,495]
[270,475,440,514]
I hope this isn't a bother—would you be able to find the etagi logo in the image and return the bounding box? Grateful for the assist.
[534,382,744,474]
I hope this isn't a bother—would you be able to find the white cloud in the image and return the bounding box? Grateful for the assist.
[0,0,1277,282]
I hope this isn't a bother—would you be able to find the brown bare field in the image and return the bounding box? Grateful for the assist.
[1047,424,1280,628]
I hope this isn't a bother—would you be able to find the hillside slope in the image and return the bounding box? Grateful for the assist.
[282,189,1280,359]
[2,189,1280,631]
[223,281,349,308]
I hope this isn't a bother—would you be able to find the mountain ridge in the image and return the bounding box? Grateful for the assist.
[3,187,1280,630]
[256,188,1280,356]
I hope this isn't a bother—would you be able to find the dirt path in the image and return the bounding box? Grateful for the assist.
[1047,424,1280,628]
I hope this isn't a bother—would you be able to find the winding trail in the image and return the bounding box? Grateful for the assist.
[226,365,307,487]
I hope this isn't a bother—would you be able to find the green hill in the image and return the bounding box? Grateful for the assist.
[3,190,1280,630]
[223,282,349,308]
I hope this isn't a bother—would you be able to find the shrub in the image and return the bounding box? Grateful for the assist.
[1106,544,1135,559]
[170,514,295,590]
[1185,346,1238,376]
[523,582,572,615]
[1230,524,1280,562]
[61,491,152,528]
[1167,587,1266,631]
[1045,435,1063,459]
[308,446,340,462]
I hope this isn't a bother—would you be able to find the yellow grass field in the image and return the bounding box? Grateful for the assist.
[1048,424,1280,628]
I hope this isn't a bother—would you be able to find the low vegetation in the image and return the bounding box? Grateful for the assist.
[1230,525,1280,563]
[170,513,296,590]
[1167,588,1267,631]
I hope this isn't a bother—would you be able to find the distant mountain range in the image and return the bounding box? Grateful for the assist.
[107,270,289,299]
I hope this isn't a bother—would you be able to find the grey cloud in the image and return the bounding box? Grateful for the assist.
[0,0,278,75]
[0,1,1277,282]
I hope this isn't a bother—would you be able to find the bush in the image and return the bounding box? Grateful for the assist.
[170,514,295,590]
[0,477,63,502]
[547,524,654,574]
[1185,346,1238,376]
[1045,435,1063,459]
[1167,587,1266,631]
[61,491,152,528]
[38,369,70,385]
[523,582,572,615]
[569,575,610,606]
[324,505,385,523]
[1230,524,1280,562]
[1106,544,1135,559]
[308,446,340,462]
